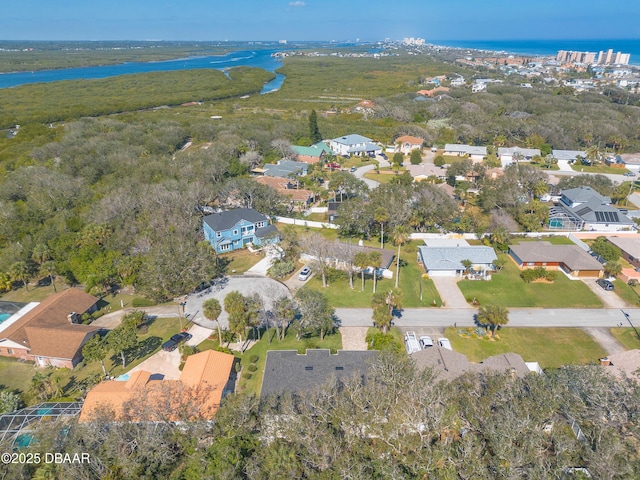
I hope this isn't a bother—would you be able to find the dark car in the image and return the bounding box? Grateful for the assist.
[596,278,614,291]
[161,332,192,352]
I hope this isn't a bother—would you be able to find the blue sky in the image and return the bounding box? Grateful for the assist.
[2,0,639,41]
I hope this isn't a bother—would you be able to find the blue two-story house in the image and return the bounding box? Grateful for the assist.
[203,208,279,253]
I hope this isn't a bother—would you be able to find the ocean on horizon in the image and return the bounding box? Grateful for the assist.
[432,39,640,65]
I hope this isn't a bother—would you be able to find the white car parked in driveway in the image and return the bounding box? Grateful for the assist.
[298,266,312,281]
[419,336,434,349]
[438,338,452,350]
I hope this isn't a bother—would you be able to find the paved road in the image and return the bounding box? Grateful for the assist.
[353,164,378,188]
[335,307,640,328]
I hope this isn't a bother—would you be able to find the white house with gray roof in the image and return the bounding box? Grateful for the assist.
[329,134,382,157]
[443,144,487,162]
[548,186,635,231]
[417,245,498,277]
[498,146,541,167]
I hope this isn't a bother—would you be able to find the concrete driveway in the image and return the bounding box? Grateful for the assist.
[582,278,630,308]
[184,275,291,329]
[430,276,471,308]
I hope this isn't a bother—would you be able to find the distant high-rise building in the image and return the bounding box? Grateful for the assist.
[597,49,630,65]
[557,50,597,64]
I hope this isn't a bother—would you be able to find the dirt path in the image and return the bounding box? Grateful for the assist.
[340,327,369,350]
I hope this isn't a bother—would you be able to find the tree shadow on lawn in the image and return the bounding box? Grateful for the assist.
[108,337,163,368]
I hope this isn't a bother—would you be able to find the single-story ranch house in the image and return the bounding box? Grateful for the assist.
[509,242,604,277]
[443,144,487,162]
[260,349,377,398]
[417,240,497,277]
[203,208,279,254]
[607,236,640,269]
[0,288,100,368]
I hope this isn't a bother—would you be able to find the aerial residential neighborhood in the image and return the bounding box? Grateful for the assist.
[1,28,640,477]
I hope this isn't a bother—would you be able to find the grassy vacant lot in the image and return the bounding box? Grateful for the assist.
[458,254,602,308]
[570,164,629,175]
[609,327,640,350]
[445,327,606,369]
[235,328,342,396]
[304,243,442,308]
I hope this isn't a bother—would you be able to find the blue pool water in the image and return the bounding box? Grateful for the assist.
[116,374,130,381]
[0,313,10,324]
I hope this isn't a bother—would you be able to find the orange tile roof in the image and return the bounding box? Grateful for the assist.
[254,176,314,202]
[396,135,424,145]
[79,350,235,423]
[1,288,99,360]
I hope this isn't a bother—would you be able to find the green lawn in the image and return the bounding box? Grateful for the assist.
[446,327,606,368]
[219,248,263,274]
[304,243,442,308]
[0,357,37,394]
[235,328,343,396]
[613,279,640,306]
[571,164,628,175]
[457,254,602,308]
[609,327,640,351]
[510,235,576,246]
[364,172,396,184]
[3,316,182,405]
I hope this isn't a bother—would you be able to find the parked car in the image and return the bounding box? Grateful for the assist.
[405,331,421,355]
[349,166,357,172]
[624,171,636,177]
[596,278,614,291]
[162,332,192,352]
[419,336,434,349]
[381,153,388,160]
[326,162,341,170]
[298,266,312,281]
[438,338,452,350]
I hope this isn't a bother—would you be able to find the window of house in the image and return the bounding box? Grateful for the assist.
[6,348,13,354]
[220,244,230,252]
[233,229,238,235]
[216,232,221,238]
[256,221,264,228]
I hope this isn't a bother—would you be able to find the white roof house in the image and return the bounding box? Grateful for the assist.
[329,134,382,157]
[443,144,487,161]
[417,246,497,277]
[551,150,586,162]
[498,147,541,167]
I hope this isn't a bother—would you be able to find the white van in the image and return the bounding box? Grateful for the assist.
[405,331,421,355]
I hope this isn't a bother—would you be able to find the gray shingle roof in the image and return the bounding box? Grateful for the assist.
[255,224,279,239]
[332,134,372,146]
[509,243,603,271]
[552,149,586,161]
[203,208,268,232]
[561,186,611,206]
[260,349,378,398]
[418,246,497,272]
[444,144,487,156]
[607,236,640,259]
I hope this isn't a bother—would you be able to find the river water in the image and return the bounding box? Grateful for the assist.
[0,49,286,94]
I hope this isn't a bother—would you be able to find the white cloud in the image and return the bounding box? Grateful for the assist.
[288,1,306,6]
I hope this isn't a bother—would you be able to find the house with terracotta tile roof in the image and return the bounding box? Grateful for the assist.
[79,349,236,422]
[0,288,99,368]
[395,135,424,154]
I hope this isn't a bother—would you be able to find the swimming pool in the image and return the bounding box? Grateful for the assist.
[0,313,10,324]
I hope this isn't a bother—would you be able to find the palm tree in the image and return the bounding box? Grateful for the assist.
[31,243,50,267]
[369,252,382,294]
[477,305,509,337]
[203,298,223,344]
[374,207,389,249]
[354,251,369,292]
[392,225,410,288]
[40,260,57,293]
[9,261,29,292]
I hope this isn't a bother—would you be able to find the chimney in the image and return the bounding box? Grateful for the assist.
[599,357,611,366]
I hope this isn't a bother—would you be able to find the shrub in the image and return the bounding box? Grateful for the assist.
[242,372,252,380]
[267,259,295,279]
[434,155,445,167]
[409,149,422,165]
[520,266,555,283]
[365,331,402,352]
[247,364,258,372]
[249,354,259,364]
[132,297,156,308]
